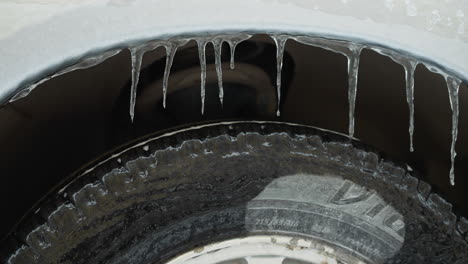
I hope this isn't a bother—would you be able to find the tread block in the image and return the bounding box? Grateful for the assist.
[72,182,111,218]
[378,161,405,183]
[427,193,457,228]
[7,246,38,264]
[102,168,134,195]
[399,174,418,192]
[417,180,432,200]
[47,204,83,235]
[457,217,468,241]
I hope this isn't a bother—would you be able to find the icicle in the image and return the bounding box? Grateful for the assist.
[161,39,189,109]
[129,48,143,122]
[368,46,421,151]
[403,61,418,152]
[446,76,461,186]
[225,34,252,70]
[421,62,464,186]
[162,44,177,109]
[271,35,289,117]
[196,39,208,115]
[212,38,224,105]
[128,40,168,120]
[293,35,363,136]
[228,41,236,70]
[346,45,363,137]
[9,49,122,103]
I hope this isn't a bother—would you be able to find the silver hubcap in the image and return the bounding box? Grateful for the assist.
[165,235,366,264]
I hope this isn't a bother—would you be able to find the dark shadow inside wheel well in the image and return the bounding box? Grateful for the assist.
[0,33,467,244]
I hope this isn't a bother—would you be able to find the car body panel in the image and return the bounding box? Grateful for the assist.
[0,0,466,102]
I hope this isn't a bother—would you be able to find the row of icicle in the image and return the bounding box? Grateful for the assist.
[9,34,463,186]
[128,35,252,119]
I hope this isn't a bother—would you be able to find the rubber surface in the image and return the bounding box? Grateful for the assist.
[3,121,468,263]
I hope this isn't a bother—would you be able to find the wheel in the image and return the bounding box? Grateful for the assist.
[1,1,467,263]
[5,122,468,263]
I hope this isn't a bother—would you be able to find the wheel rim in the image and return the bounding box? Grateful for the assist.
[165,235,366,264]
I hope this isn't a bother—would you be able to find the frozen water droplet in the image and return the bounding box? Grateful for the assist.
[457,21,465,34]
[212,38,224,106]
[129,48,144,122]
[406,164,413,172]
[143,145,149,152]
[385,0,394,11]
[196,39,208,115]
[427,9,441,31]
[403,61,418,152]
[225,34,252,70]
[446,76,461,186]
[270,35,289,117]
[405,0,418,16]
[346,44,363,137]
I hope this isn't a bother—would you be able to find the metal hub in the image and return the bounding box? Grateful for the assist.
[165,235,366,264]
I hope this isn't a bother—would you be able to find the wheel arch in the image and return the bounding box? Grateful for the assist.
[0,0,467,103]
